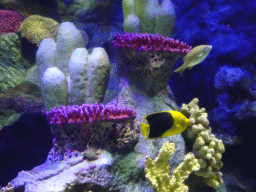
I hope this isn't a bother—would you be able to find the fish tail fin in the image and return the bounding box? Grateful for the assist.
[141,122,150,138]
[174,67,184,77]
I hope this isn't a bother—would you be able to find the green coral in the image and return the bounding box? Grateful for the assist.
[180,98,225,189]
[145,141,200,192]
[113,153,145,184]
[0,64,25,92]
[19,15,59,46]
[0,34,31,68]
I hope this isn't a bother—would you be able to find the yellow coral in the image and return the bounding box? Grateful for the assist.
[181,98,225,188]
[145,142,200,192]
[19,15,59,46]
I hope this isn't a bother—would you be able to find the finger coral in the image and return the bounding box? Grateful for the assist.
[180,98,225,189]
[122,0,175,36]
[36,22,109,110]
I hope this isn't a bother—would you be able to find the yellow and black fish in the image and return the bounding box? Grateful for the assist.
[141,111,189,139]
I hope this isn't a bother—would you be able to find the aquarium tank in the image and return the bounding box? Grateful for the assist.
[0,0,255,191]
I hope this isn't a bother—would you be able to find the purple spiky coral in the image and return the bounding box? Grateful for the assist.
[112,33,192,53]
[46,103,138,153]
[46,103,136,125]
[112,33,192,95]
[0,10,24,35]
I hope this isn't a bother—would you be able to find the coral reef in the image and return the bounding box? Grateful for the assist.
[0,10,24,35]
[112,33,191,96]
[180,98,225,189]
[112,33,191,52]
[46,103,139,153]
[19,15,59,46]
[46,102,136,125]
[0,0,254,191]
[36,22,109,110]
[144,141,200,192]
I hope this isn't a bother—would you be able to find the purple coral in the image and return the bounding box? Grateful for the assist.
[45,103,138,151]
[46,103,136,125]
[112,33,192,53]
[0,10,24,35]
[112,33,192,95]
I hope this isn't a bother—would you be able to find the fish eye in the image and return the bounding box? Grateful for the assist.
[182,118,185,121]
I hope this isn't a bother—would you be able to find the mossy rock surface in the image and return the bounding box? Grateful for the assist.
[112,153,145,184]
[19,15,59,46]
[0,34,32,92]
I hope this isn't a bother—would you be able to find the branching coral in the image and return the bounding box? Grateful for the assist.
[144,141,200,192]
[180,98,225,188]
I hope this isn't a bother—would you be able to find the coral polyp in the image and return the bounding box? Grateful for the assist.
[46,103,136,125]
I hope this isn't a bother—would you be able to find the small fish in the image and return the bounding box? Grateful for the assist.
[174,45,212,76]
[141,111,189,139]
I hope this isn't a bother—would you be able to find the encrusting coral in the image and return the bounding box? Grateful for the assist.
[19,15,59,46]
[112,33,191,96]
[144,141,200,192]
[180,98,225,188]
[46,103,139,157]
[0,10,24,35]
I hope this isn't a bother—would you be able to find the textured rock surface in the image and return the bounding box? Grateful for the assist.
[0,34,31,92]
[19,15,59,46]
